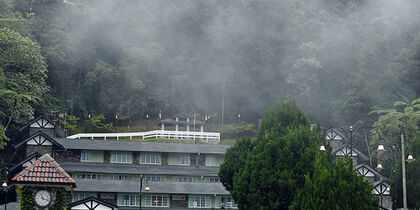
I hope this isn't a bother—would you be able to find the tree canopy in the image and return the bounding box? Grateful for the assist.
[0,27,49,148]
[291,156,379,210]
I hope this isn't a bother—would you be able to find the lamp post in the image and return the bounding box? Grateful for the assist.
[139,175,150,210]
[2,182,7,210]
[376,134,415,210]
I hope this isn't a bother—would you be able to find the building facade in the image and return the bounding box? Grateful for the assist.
[13,116,236,209]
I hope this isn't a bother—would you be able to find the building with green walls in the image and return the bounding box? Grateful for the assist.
[12,116,237,209]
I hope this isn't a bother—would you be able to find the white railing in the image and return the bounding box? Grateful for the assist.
[67,130,220,143]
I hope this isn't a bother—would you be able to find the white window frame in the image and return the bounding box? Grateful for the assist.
[118,194,140,206]
[205,177,220,183]
[144,176,165,182]
[189,195,210,208]
[75,173,102,180]
[145,195,169,207]
[73,193,96,202]
[110,174,133,181]
[81,151,92,162]
[180,154,191,165]
[216,196,238,208]
[111,151,132,164]
[176,176,197,182]
[205,155,216,166]
[140,153,161,165]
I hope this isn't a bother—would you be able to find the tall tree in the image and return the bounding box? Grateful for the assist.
[290,155,379,209]
[0,27,49,148]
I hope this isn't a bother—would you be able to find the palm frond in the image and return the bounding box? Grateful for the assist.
[393,101,408,109]
[411,98,420,106]
[368,109,395,115]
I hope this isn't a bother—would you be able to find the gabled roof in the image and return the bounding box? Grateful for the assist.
[354,163,386,180]
[68,196,118,210]
[8,152,41,172]
[331,144,370,162]
[14,131,64,150]
[19,115,55,131]
[325,128,346,141]
[373,180,391,195]
[11,154,75,185]
[174,113,191,118]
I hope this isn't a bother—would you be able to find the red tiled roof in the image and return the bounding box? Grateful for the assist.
[12,154,75,184]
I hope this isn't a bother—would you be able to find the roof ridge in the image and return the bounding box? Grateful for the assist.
[12,153,75,184]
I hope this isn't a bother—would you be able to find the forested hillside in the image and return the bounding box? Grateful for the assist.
[1,0,420,138]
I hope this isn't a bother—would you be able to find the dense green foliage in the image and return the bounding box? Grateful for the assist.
[19,189,35,210]
[50,189,67,210]
[1,0,420,132]
[0,27,49,148]
[369,98,420,178]
[257,101,308,139]
[392,135,420,209]
[291,156,379,209]
[218,138,255,191]
[220,102,320,209]
[221,102,379,209]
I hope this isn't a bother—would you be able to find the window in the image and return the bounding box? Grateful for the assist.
[81,151,91,162]
[144,176,165,182]
[118,194,140,206]
[110,174,133,181]
[216,196,238,208]
[145,195,168,207]
[176,176,198,182]
[73,193,96,202]
[76,173,102,180]
[140,153,161,164]
[189,196,211,208]
[172,195,186,200]
[205,177,220,183]
[180,154,191,165]
[111,152,132,163]
[205,155,216,166]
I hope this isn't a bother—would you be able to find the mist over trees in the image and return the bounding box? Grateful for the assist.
[1,0,420,129]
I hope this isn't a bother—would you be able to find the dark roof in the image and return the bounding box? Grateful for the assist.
[68,196,118,210]
[354,163,386,180]
[15,131,64,150]
[19,115,55,131]
[9,152,41,172]
[331,144,370,162]
[61,162,220,176]
[12,154,75,185]
[74,179,229,195]
[54,138,229,154]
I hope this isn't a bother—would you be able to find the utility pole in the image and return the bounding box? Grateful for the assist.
[401,133,407,210]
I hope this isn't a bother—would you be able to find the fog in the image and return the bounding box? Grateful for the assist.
[38,0,420,125]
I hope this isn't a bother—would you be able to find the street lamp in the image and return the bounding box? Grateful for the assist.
[376,134,416,210]
[2,182,7,210]
[319,145,326,152]
[139,175,150,210]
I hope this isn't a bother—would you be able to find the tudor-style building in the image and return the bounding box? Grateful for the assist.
[11,116,236,210]
[326,128,392,209]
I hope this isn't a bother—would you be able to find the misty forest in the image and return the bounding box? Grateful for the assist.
[1,0,420,209]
